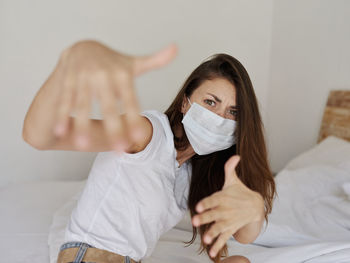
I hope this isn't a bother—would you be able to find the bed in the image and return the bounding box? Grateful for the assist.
[1,90,350,263]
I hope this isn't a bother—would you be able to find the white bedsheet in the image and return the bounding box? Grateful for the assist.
[0,180,83,263]
[144,228,350,263]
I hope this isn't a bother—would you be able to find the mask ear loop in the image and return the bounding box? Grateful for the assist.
[187,97,192,106]
[182,97,193,118]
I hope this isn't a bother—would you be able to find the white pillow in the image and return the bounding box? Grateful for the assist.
[284,135,350,171]
[254,163,350,246]
[254,135,350,247]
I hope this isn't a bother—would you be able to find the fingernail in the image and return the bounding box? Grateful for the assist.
[204,235,211,244]
[192,217,199,227]
[196,204,203,213]
[210,250,216,257]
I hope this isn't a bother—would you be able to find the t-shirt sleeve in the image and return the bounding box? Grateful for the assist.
[117,110,167,162]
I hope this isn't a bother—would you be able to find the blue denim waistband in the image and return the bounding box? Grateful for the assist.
[59,241,134,263]
[60,241,95,251]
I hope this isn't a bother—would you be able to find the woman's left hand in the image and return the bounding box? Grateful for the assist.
[191,155,265,258]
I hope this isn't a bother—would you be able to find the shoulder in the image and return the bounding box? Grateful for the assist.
[140,110,170,129]
[140,109,174,144]
[119,110,175,158]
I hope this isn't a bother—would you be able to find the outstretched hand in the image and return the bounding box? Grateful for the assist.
[53,40,178,151]
[191,155,264,258]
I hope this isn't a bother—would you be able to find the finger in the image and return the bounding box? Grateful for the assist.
[208,231,232,258]
[195,192,228,213]
[54,55,76,137]
[73,71,91,149]
[203,220,233,245]
[132,43,178,76]
[192,207,227,227]
[113,71,144,142]
[223,155,241,189]
[95,73,128,152]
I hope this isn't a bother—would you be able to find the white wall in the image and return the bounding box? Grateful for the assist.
[0,0,274,187]
[266,0,350,172]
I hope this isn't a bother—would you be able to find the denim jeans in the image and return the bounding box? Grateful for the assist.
[59,241,132,263]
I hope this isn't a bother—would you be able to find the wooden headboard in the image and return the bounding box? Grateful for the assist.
[318,90,350,143]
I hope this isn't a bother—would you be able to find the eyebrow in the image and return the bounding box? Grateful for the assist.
[206,93,237,109]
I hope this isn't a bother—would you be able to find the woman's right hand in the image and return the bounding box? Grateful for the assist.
[52,40,177,152]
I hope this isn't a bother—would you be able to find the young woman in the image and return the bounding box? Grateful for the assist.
[22,40,276,263]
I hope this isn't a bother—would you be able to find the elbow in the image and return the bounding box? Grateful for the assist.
[22,127,48,150]
[233,223,262,244]
[233,233,256,245]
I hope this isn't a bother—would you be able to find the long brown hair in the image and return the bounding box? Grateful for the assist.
[164,53,276,263]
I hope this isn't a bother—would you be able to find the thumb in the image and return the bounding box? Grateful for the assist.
[132,43,178,76]
[223,155,241,189]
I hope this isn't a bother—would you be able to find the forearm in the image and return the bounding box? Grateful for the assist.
[22,53,65,149]
[233,217,264,244]
[233,193,265,244]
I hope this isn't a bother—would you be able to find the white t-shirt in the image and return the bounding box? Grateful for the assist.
[64,110,192,262]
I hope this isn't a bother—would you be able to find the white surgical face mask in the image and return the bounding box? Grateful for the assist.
[181,97,237,155]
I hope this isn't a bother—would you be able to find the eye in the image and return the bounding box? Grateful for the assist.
[204,99,215,106]
[229,109,237,116]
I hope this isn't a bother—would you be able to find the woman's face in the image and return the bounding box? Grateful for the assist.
[182,77,237,120]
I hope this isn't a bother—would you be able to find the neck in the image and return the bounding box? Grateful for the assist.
[176,146,195,167]
[174,124,196,167]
